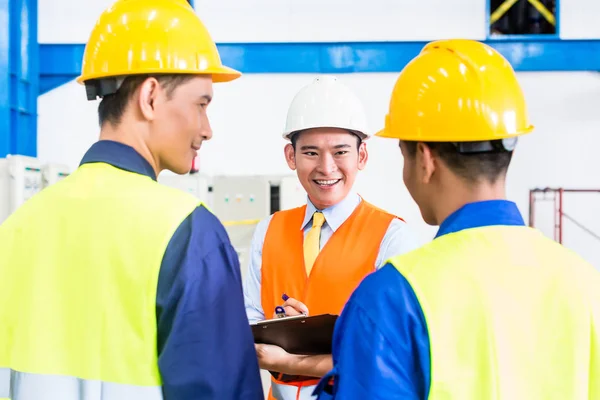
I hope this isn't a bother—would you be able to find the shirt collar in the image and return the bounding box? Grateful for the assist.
[435,199,525,238]
[79,140,157,181]
[301,191,361,232]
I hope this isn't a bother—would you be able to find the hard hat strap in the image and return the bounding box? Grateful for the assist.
[84,77,126,101]
[453,137,518,154]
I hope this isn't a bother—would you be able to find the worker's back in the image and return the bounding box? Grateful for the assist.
[0,162,200,398]
[391,225,600,399]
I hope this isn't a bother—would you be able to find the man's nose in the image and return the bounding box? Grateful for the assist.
[201,115,213,141]
[317,154,337,174]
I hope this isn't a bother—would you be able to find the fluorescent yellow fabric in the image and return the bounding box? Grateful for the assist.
[388,225,600,399]
[303,212,325,276]
[0,163,201,391]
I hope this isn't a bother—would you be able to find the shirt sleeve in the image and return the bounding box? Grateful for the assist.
[155,205,264,400]
[375,219,423,270]
[315,264,431,400]
[242,216,272,324]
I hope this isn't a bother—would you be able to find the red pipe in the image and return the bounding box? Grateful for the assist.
[530,188,600,193]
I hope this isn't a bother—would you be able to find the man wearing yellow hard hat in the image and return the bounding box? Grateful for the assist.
[0,1,263,399]
[313,39,600,399]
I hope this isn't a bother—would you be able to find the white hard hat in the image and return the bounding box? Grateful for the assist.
[282,75,370,140]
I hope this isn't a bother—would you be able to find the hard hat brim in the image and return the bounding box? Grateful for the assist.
[76,65,242,85]
[375,125,535,141]
[283,128,370,141]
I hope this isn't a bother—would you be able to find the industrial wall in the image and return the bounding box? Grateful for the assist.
[36,0,600,267]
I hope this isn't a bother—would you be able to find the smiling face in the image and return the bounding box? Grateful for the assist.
[140,75,214,175]
[284,127,368,210]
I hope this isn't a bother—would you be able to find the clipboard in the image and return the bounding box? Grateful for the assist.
[251,313,338,355]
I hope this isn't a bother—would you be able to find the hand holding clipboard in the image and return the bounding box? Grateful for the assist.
[251,293,338,355]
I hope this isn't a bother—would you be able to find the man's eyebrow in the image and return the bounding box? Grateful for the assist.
[299,144,352,151]
[300,145,319,151]
[199,94,212,103]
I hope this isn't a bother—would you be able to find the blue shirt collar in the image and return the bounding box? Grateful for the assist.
[302,191,361,232]
[80,140,157,181]
[435,199,525,238]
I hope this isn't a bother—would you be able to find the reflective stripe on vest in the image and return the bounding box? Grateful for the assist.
[388,225,600,399]
[0,163,201,396]
[0,368,162,400]
[0,367,7,398]
[270,381,317,400]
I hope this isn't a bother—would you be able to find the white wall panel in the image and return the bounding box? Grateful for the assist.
[559,0,600,39]
[38,0,114,43]
[39,0,486,44]
[198,0,486,43]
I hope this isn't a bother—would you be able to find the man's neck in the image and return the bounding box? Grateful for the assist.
[433,179,507,226]
[99,124,160,177]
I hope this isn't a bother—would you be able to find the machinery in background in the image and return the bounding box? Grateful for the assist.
[211,174,306,279]
[0,155,42,223]
[42,163,70,188]
[211,174,306,221]
[157,171,211,206]
[0,156,71,224]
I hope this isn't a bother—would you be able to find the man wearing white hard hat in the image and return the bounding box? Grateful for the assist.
[243,76,420,400]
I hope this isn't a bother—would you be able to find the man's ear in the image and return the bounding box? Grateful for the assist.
[284,143,297,170]
[417,142,436,184]
[357,142,368,171]
[137,77,161,121]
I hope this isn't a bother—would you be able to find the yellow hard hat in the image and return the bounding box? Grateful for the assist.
[77,0,240,98]
[376,39,534,142]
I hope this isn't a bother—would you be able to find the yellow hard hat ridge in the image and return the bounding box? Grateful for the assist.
[376,39,534,142]
[77,0,240,95]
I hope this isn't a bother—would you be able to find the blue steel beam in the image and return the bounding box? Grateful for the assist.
[39,39,600,95]
[0,0,10,155]
[0,0,38,158]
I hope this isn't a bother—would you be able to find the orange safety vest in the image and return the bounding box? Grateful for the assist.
[261,200,399,399]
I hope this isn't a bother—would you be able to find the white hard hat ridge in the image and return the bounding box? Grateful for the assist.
[282,75,370,140]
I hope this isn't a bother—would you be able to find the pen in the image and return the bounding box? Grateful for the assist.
[275,306,286,318]
[280,293,308,317]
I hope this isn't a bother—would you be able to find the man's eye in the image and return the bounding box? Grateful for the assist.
[336,151,349,156]
[303,152,317,156]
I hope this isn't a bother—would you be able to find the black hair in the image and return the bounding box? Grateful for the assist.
[97,74,195,127]
[402,140,514,184]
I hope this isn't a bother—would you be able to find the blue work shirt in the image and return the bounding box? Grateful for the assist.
[80,140,263,400]
[314,200,526,399]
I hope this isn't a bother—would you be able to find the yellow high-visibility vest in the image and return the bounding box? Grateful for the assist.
[388,225,600,399]
[0,162,201,400]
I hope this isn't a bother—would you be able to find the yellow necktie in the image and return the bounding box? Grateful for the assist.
[304,212,326,276]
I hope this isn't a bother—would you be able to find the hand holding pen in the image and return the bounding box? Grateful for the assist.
[273,293,309,318]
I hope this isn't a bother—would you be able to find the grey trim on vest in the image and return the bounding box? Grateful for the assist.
[0,367,9,398]
[271,380,317,400]
[0,368,163,400]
